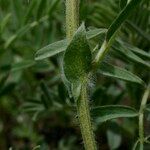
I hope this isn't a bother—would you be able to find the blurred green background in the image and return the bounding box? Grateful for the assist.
[0,0,149,149]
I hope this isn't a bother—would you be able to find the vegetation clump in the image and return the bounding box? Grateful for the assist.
[0,0,149,149]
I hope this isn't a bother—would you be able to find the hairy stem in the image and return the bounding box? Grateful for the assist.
[65,1,97,149]
[66,0,79,40]
[139,86,150,149]
[77,84,97,150]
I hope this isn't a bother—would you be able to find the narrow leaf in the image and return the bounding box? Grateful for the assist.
[146,104,150,112]
[132,140,140,150]
[0,75,9,91]
[107,130,121,150]
[40,81,53,105]
[41,94,49,109]
[114,44,150,69]
[23,0,37,24]
[35,39,68,61]
[11,60,35,71]
[99,62,145,85]
[63,23,92,83]
[92,105,138,123]
[0,13,11,33]
[118,40,150,60]
[112,40,150,69]
[5,22,38,48]
[106,0,142,41]
[120,0,127,10]
[86,28,107,39]
[48,0,60,17]
[126,21,150,42]
[12,0,23,25]
[36,0,47,20]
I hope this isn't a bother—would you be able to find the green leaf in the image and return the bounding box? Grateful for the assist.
[114,43,150,69]
[36,0,47,20]
[35,28,106,60]
[0,13,11,33]
[118,40,150,60]
[146,104,150,112]
[92,105,138,123]
[23,0,37,24]
[12,0,24,25]
[11,60,35,71]
[63,23,92,83]
[5,22,38,48]
[99,62,145,85]
[119,0,127,10]
[132,140,140,150]
[71,82,82,101]
[35,39,68,61]
[61,68,73,98]
[41,94,49,109]
[145,135,150,143]
[48,0,60,17]
[86,28,107,39]
[106,0,142,41]
[107,130,121,150]
[22,102,44,112]
[32,145,41,150]
[58,83,67,103]
[40,81,53,105]
[126,21,150,42]
[0,75,9,91]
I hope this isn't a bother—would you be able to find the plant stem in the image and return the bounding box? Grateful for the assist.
[65,1,97,149]
[66,0,79,40]
[139,86,150,149]
[77,84,97,150]
[92,32,117,68]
